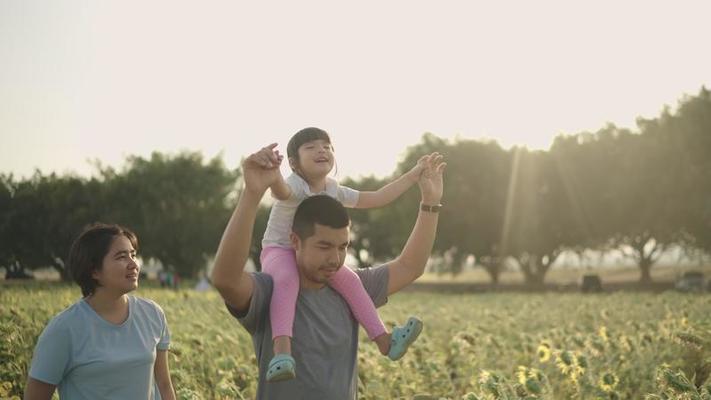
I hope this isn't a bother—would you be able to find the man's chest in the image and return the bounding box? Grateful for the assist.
[292,291,358,350]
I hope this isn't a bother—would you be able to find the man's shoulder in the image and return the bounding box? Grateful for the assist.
[224,272,272,322]
[354,263,388,278]
[353,264,390,307]
[240,272,274,303]
[251,271,274,287]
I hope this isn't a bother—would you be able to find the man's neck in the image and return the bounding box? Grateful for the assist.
[298,272,327,290]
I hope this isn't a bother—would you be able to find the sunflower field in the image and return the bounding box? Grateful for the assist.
[1,283,710,399]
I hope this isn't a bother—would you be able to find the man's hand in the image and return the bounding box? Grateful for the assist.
[418,153,446,205]
[404,154,429,183]
[242,143,284,195]
[385,152,445,295]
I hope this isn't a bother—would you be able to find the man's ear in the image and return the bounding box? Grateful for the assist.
[289,232,301,250]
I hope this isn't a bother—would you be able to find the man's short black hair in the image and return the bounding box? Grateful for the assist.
[292,195,350,239]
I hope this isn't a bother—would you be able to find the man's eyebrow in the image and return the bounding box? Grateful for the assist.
[315,240,349,246]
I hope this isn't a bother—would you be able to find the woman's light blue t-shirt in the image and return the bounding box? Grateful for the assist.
[29,295,170,399]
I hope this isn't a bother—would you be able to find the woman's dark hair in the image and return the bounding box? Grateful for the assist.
[68,223,138,297]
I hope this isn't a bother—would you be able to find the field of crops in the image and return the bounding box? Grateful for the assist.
[1,283,710,399]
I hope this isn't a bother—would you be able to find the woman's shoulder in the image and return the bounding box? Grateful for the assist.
[131,295,165,313]
[42,300,86,333]
[130,295,167,323]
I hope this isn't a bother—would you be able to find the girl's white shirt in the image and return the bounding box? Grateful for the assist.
[261,173,359,248]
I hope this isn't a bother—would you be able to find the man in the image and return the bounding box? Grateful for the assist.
[211,144,445,399]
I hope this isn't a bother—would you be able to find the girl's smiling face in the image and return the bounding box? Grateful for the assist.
[290,139,335,181]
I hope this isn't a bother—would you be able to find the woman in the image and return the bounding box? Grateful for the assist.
[24,223,176,400]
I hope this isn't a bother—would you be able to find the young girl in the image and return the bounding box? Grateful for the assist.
[24,223,176,399]
[262,127,425,382]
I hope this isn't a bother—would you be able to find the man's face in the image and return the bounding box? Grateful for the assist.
[291,223,350,288]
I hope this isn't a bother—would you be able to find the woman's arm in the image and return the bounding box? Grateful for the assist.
[154,350,176,400]
[23,378,55,400]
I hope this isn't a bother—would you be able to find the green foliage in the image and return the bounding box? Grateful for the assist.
[101,152,240,278]
[341,87,711,282]
[0,172,106,278]
[0,152,239,279]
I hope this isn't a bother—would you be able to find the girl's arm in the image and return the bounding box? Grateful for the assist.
[154,350,176,400]
[23,378,55,400]
[355,155,428,209]
[270,174,292,201]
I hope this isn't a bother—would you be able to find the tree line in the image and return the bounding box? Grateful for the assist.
[0,153,239,279]
[1,87,710,283]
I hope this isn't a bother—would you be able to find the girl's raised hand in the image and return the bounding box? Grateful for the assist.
[242,143,284,194]
[407,152,439,182]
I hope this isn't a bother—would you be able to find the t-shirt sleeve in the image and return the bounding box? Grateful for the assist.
[225,273,272,335]
[337,184,360,208]
[156,305,170,351]
[28,318,71,385]
[355,265,389,308]
[285,174,307,202]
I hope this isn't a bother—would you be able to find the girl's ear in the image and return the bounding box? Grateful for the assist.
[288,157,298,171]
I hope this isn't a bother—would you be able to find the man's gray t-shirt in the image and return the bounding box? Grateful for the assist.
[227,265,389,400]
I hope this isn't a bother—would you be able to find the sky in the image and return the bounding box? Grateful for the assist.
[1,0,710,180]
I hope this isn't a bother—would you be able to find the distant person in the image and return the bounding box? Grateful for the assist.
[24,223,176,400]
[211,143,445,399]
[158,270,180,289]
[249,127,428,382]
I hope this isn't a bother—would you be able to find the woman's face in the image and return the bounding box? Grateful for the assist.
[92,235,140,295]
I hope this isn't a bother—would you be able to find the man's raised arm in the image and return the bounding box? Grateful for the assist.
[212,144,283,312]
[386,153,446,295]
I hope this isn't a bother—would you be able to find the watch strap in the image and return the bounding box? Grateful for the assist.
[420,203,442,213]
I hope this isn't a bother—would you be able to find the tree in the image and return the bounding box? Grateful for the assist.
[2,172,105,280]
[643,88,711,258]
[0,174,15,270]
[503,148,584,285]
[394,134,512,282]
[344,174,419,267]
[102,152,239,278]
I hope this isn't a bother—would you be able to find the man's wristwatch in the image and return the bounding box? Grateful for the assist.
[420,203,442,213]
